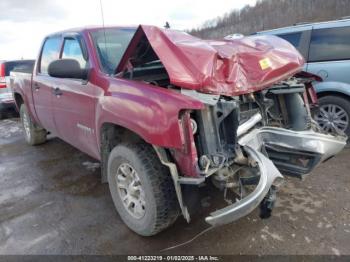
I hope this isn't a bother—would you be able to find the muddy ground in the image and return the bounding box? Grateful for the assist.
[0,118,349,255]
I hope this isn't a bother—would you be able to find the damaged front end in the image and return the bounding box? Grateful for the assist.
[117,25,347,227]
[185,78,346,226]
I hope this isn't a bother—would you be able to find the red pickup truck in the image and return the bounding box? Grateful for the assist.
[10,25,346,236]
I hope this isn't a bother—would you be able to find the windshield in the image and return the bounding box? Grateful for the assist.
[90,28,136,74]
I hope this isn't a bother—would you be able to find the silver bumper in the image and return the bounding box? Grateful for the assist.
[205,146,282,226]
[205,127,346,226]
[239,127,347,163]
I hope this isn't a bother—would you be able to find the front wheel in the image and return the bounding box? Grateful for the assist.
[314,95,350,136]
[20,104,47,145]
[107,143,179,236]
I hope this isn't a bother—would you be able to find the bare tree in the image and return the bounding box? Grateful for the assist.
[189,0,350,38]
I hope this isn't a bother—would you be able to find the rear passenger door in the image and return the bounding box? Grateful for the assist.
[306,26,350,84]
[52,35,100,158]
[33,36,62,133]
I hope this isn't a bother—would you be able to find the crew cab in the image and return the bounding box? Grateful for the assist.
[9,25,346,236]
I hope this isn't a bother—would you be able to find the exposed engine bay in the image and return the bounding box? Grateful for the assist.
[186,77,319,178]
[181,78,346,226]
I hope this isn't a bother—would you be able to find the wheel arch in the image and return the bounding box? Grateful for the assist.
[314,81,350,100]
[14,92,24,110]
[317,90,350,102]
[99,122,153,183]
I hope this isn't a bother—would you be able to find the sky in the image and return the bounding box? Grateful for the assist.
[0,0,256,60]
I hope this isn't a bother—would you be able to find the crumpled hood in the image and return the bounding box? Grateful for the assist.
[117,25,305,96]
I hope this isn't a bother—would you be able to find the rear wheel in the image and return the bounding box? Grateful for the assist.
[315,95,350,136]
[20,104,47,145]
[107,143,179,236]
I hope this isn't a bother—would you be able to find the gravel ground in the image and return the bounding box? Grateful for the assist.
[0,118,349,255]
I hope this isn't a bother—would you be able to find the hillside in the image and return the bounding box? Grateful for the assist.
[189,0,350,38]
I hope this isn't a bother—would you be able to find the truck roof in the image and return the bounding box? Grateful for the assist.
[46,25,138,37]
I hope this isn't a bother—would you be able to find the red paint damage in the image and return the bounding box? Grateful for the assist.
[117,25,305,96]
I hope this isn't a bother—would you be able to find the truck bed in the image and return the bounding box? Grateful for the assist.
[9,71,33,111]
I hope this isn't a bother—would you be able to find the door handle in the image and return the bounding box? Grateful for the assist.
[33,82,40,91]
[53,87,63,97]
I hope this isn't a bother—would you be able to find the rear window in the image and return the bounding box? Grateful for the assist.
[308,26,350,62]
[277,32,302,49]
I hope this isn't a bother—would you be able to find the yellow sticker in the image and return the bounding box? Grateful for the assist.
[259,58,272,70]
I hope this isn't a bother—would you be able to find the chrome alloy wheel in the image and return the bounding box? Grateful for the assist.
[22,111,31,140]
[315,104,349,134]
[115,163,146,219]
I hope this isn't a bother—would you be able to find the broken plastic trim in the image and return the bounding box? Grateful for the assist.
[153,145,206,223]
[205,146,283,226]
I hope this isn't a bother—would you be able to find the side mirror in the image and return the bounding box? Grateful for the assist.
[48,59,89,80]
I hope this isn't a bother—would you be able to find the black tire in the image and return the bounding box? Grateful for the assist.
[20,104,47,145]
[107,143,179,236]
[317,95,350,136]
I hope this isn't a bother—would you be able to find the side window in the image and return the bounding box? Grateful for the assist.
[309,26,350,62]
[40,37,61,74]
[62,38,87,68]
[277,32,302,49]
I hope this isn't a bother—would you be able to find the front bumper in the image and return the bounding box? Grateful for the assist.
[205,146,282,226]
[205,127,346,226]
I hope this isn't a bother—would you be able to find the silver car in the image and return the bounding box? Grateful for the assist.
[0,60,35,119]
[257,18,350,137]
